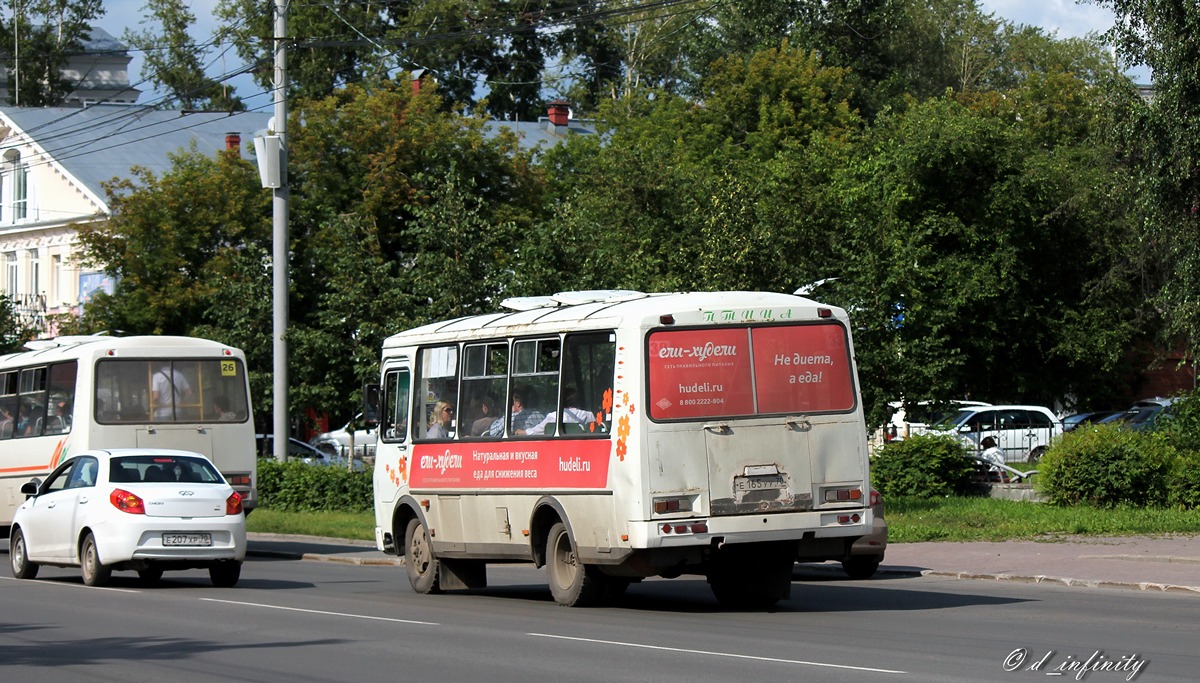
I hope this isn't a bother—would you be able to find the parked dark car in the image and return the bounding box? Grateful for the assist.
[255,434,336,466]
[1062,411,1123,431]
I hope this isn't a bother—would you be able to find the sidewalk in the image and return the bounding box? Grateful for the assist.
[247,533,1200,595]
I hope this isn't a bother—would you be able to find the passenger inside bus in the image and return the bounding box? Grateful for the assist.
[469,395,497,436]
[427,400,455,439]
[489,385,544,436]
[0,404,13,438]
[525,390,593,436]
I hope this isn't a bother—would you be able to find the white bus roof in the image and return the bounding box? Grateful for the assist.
[0,335,242,365]
[382,290,842,350]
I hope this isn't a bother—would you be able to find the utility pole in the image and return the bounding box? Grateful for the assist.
[271,0,289,461]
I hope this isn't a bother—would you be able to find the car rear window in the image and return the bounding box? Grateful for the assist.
[110,455,224,484]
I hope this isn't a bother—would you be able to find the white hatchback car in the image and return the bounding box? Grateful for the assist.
[9,448,246,587]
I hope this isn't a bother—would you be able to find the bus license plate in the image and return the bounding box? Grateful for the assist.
[163,533,212,547]
[734,474,787,492]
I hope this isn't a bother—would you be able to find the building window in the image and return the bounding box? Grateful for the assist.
[28,249,39,296]
[13,162,27,221]
[5,252,18,296]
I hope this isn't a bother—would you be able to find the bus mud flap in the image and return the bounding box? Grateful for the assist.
[439,558,487,590]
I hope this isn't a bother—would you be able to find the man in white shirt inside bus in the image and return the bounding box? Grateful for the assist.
[152,365,192,420]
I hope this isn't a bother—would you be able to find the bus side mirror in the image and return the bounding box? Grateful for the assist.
[363,384,381,429]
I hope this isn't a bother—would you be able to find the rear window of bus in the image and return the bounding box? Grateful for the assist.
[646,322,856,420]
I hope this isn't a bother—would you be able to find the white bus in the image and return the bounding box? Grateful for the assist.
[370,291,873,607]
[0,334,256,532]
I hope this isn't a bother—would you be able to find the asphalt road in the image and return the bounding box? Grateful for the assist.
[1,555,1190,682]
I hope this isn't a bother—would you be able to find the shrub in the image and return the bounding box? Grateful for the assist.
[256,459,374,513]
[1036,423,1176,508]
[870,433,977,498]
[1171,449,1200,510]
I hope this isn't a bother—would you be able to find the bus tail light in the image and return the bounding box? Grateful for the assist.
[226,491,244,515]
[822,487,862,503]
[837,514,862,524]
[653,496,693,514]
[110,489,145,514]
[225,473,252,487]
[659,520,708,535]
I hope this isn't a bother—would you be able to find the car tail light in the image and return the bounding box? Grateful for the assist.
[226,491,244,515]
[111,489,145,514]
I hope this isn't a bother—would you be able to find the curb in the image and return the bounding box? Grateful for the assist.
[908,568,1200,595]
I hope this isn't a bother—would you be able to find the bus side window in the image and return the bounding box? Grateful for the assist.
[417,346,459,440]
[559,332,616,436]
[382,369,411,442]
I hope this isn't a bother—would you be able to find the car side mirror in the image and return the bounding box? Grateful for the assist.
[20,479,40,497]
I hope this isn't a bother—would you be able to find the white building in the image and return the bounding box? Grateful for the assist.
[0,105,270,334]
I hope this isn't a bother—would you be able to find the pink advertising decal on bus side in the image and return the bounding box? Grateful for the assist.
[408,439,611,489]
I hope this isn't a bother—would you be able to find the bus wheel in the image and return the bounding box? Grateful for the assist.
[81,533,112,587]
[707,543,793,609]
[405,518,442,594]
[546,522,606,607]
[10,527,39,580]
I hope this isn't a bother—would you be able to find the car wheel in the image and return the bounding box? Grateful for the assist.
[404,517,442,594]
[10,527,39,580]
[138,566,165,586]
[842,555,882,580]
[209,561,242,587]
[1029,446,1047,464]
[81,533,112,587]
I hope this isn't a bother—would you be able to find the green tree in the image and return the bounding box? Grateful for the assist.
[0,0,105,106]
[1090,0,1200,361]
[124,0,243,110]
[75,145,269,336]
[824,78,1144,425]
[215,0,390,102]
[0,294,37,352]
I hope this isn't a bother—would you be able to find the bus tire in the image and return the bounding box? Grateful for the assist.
[707,542,793,609]
[405,517,442,594]
[81,532,111,587]
[546,522,606,607]
[10,527,39,580]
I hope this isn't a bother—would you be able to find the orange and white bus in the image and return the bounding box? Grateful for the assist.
[370,291,872,607]
[0,335,256,533]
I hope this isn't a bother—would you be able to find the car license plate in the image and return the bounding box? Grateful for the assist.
[162,533,212,547]
[733,474,787,492]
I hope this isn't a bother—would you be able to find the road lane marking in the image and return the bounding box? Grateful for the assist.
[201,598,438,625]
[0,576,140,593]
[528,633,906,674]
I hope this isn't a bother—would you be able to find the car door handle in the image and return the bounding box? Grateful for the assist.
[79,496,89,504]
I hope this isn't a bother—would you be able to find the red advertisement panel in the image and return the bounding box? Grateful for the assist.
[752,324,855,413]
[647,328,754,419]
[407,439,611,489]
